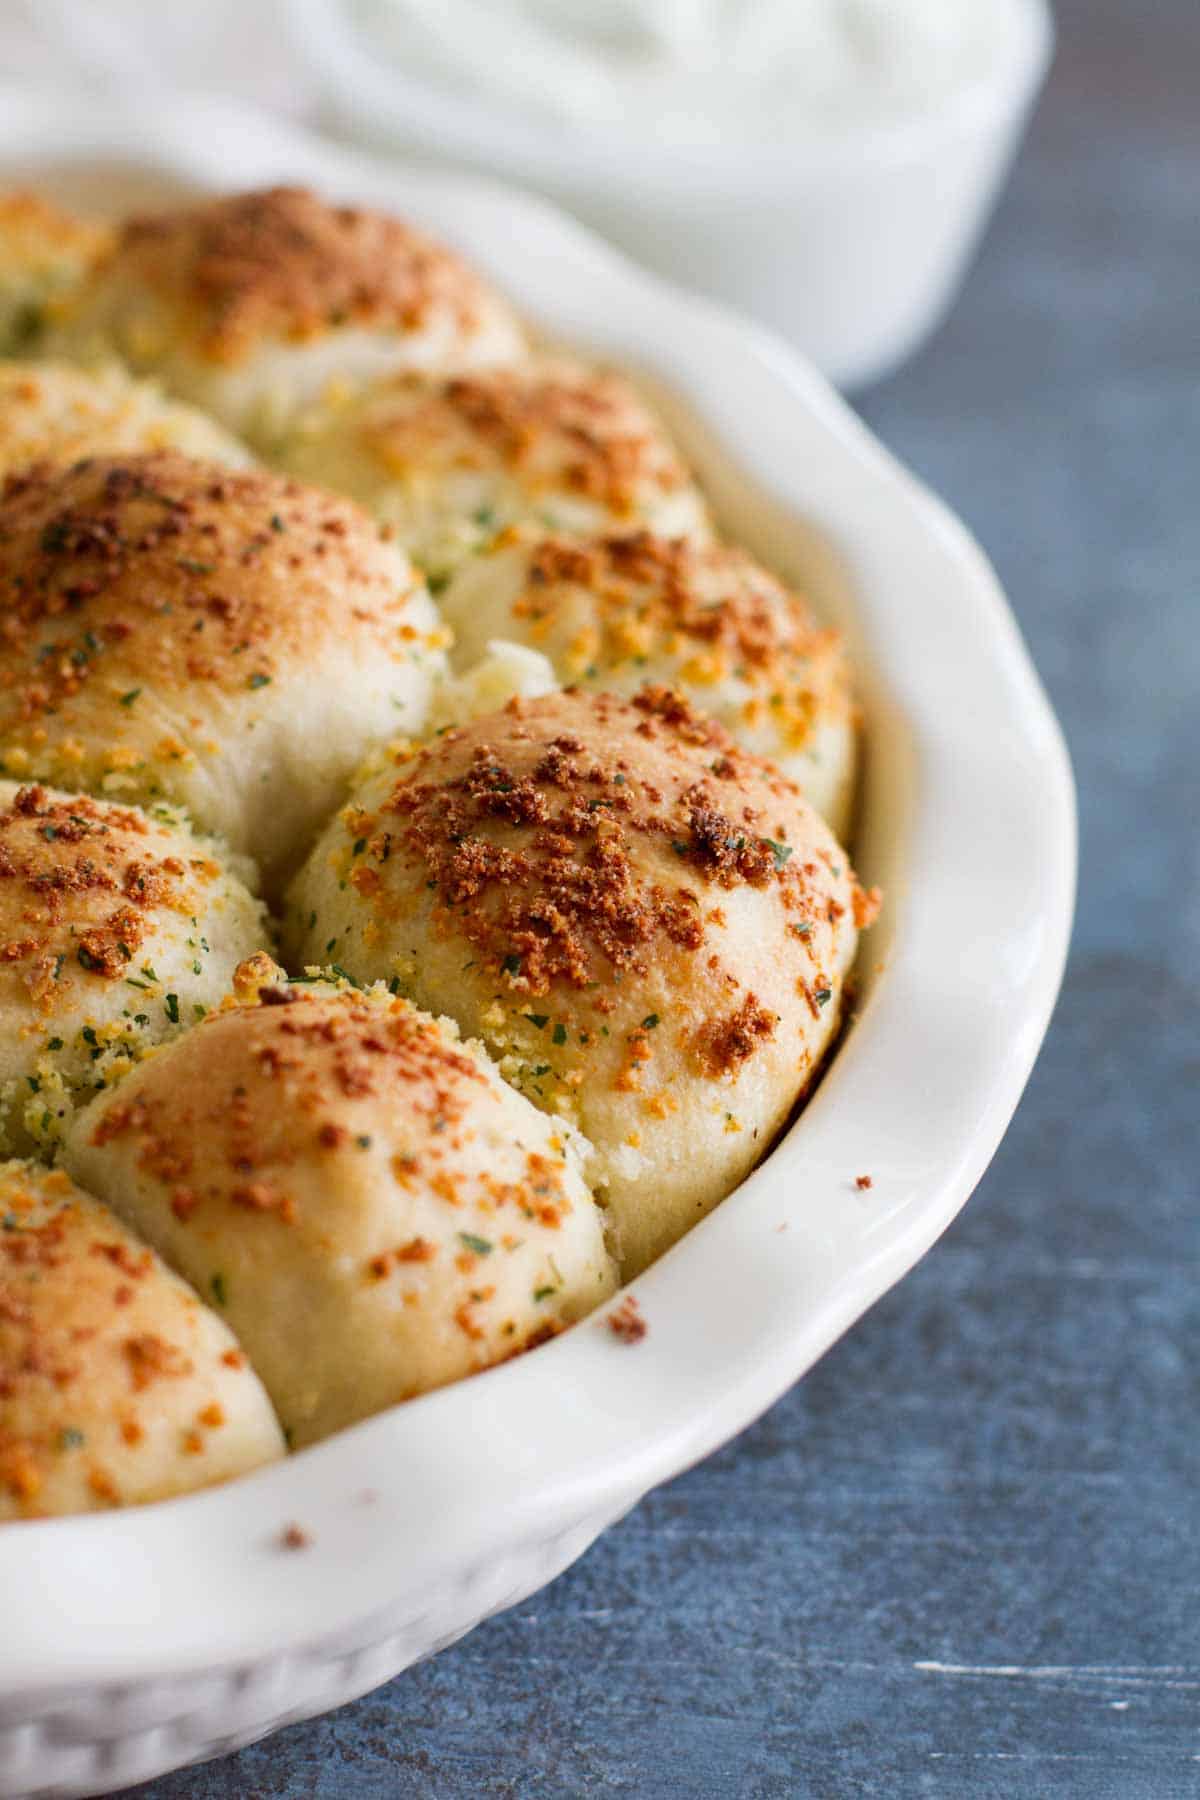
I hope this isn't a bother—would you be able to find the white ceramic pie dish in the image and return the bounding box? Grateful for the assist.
[0,95,1075,1800]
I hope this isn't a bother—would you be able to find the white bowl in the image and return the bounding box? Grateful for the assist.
[0,94,1074,1800]
[288,0,1054,388]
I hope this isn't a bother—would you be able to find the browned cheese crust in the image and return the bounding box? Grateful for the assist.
[437,527,858,833]
[360,362,697,516]
[288,687,877,1271]
[0,192,108,268]
[0,453,404,725]
[0,782,217,997]
[0,450,437,887]
[65,980,615,1441]
[340,686,866,1021]
[0,1164,282,1519]
[104,187,505,368]
[0,192,110,351]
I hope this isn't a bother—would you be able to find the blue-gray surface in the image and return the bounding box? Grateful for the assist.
[120,4,1199,1795]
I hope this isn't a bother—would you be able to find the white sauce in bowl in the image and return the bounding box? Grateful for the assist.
[348,0,1023,145]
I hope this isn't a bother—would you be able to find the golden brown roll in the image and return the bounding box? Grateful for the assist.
[281,357,709,581]
[0,781,267,1155]
[48,187,527,446]
[0,362,252,483]
[285,688,876,1275]
[438,531,858,837]
[65,975,617,1446]
[0,452,445,887]
[0,1162,283,1521]
[0,191,108,356]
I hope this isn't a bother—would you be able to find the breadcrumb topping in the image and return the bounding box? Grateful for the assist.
[0,193,109,351]
[0,777,265,1157]
[0,784,197,999]
[366,686,816,1007]
[0,193,107,276]
[606,1294,647,1343]
[359,360,695,515]
[109,188,506,367]
[487,530,853,755]
[84,977,582,1241]
[693,992,778,1078]
[309,688,866,1110]
[0,179,884,1490]
[0,362,251,481]
[0,1165,277,1517]
[0,452,423,793]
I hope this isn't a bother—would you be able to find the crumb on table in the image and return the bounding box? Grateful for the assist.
[607,1295,647,1344]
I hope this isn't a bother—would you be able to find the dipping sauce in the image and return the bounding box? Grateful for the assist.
[349,0,1024,145]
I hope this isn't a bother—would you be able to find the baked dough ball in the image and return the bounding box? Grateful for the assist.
[48,187,527,447]
[65,976,617,1446]
[281,358,709,581]
[0,1162,283,1521]
[0,191,108,356]
[439,532,858,837]
[286,688,877,1276]
[0,781,266,1156]
[0,452,445,887]
[0,362,252,483]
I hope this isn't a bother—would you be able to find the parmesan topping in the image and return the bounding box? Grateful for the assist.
[102,188,509,368]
